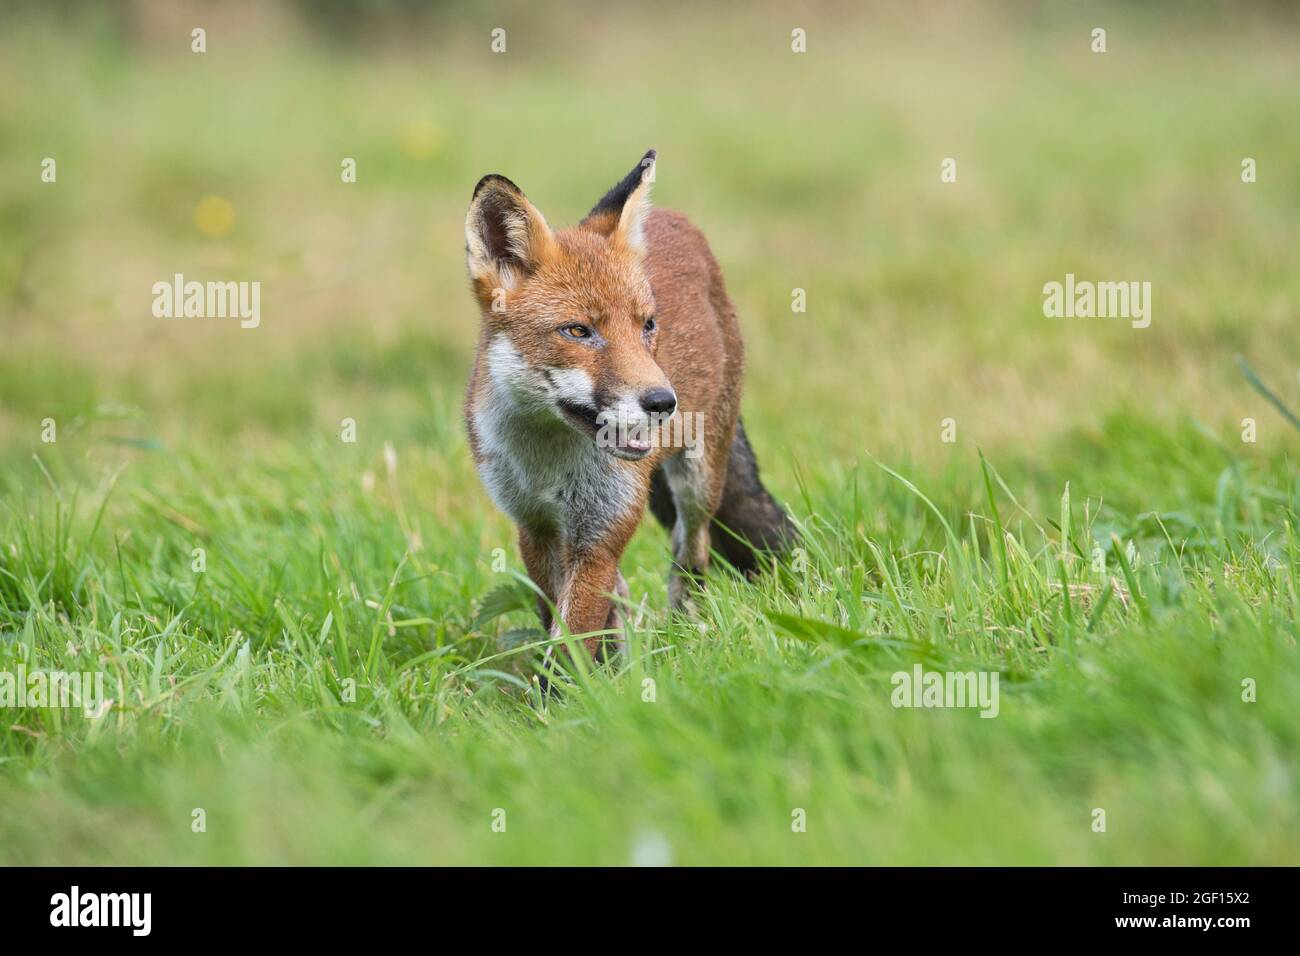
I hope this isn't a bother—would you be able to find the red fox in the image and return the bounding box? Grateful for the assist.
[464,150,794,658]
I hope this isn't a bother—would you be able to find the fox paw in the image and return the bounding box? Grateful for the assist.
[668,572,703,618]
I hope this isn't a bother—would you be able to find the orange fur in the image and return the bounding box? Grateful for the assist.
[463,152,771,662]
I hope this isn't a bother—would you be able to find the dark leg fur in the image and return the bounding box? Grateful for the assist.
[649,417,796,575]
[648,466,677,531]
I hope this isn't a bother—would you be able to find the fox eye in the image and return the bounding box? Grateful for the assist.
[559,324,593,340]
[643,316,656,334]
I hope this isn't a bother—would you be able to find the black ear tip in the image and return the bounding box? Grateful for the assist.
[583,151,657,222]
[471,174,521,200]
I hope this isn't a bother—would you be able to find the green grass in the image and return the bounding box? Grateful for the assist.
[1,2,1298,864]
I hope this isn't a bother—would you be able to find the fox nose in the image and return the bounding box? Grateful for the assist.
[639,387,677,417]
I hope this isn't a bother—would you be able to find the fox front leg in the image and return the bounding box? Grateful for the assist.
[661,453,717,613]
[552,549,626,659]
[543,565,628,675]
[517,528,560,632]
[599,569,631,661]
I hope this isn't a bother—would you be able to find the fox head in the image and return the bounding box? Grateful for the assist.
[465,149,675,461]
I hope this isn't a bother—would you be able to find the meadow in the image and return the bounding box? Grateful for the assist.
[1,1,1298,864]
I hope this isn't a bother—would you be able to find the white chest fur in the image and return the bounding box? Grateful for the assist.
[473,336,639,542]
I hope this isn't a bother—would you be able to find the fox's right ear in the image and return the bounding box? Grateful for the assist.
[581,149,656,253]
[465,175,556,300]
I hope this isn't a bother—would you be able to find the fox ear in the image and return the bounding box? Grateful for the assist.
[465,175,556,296]
[581,149,656,253]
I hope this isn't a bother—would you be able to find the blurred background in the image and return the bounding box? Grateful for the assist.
[3,0,1298,498]
[1,0,1299,867]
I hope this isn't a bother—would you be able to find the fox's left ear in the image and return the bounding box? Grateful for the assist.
[465,174,556,298]
[581,149,656,253]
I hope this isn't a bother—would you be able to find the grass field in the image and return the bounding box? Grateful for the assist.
[1,1,1298,865]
